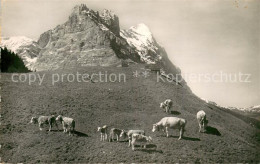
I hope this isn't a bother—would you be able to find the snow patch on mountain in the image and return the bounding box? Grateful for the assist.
[23,56,37,67]
[120,23,161,64]
[0,36,34,53]
[0,36,40,71]
[130,23,153,43]
[238,105,260,113]
[225,106,260,113]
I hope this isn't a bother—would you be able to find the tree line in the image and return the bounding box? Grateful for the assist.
[1,47,30,73]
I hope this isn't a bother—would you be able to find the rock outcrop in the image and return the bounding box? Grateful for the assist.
[30,4,145,71]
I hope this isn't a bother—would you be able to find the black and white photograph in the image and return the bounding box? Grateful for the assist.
[0,0,259,163]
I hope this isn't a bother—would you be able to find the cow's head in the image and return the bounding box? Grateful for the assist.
[160,103,164,108]
[152,124,159,132]
[120,130,127,138]
[30,117,38,124]
[97,125,107,132]
[56,115,63,122]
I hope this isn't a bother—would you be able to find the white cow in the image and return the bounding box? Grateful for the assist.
[30,115,58,131]
[160,99,173,113]
[197,110,208,133]
[131,133,152,151]
[97,125,108,141]
[120,130,145,147]
[56,115,75,136]
[152,117,186,140]
[109,128,124,142]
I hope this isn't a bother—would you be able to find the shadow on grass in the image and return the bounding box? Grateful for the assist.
[182,136,201,141]
[51,130,89,137]
[168,135,200,141]
[139,149,163,154]
[109,138,128,142]
[51,129,64,132]
[134,145,163,154]
[170,111,181,115]
[205,126,221,136]
[73,130,89,137]
[146,144,157,148]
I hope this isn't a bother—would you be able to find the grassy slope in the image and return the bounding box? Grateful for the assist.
[1,65,259,163]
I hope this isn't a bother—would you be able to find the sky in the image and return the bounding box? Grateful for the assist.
[1,0,259,108]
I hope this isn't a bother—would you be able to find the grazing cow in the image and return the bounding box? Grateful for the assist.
[131,133,152,151]
[152,117,186,140]
[56,115,75,136]
[160,99,173,113]
[109,128,124,142]
[30,115,58,131]
[197,110,208,133]
[120,130,145,147]
[97,125,108,141]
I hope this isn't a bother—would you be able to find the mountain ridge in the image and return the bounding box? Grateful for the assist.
[0,4,178,76]
[201,98,260,113]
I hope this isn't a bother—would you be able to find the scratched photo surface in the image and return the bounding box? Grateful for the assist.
[0,0,259,163]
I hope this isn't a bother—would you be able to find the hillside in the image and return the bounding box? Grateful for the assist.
[1,65,259,163]
[1,3,259,163]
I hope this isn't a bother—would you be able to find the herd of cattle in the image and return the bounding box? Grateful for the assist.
[30,99,208,151]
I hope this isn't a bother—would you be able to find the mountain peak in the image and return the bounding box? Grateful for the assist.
[130,23,152,40]
[100,9,116,19]
[99,9,119,35]
[68,4,120,36]
[120,23,161,64]
[3,5,176,72]
[71,4,89,15]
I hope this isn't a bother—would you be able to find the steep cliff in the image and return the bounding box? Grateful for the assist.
[1,4,181,77]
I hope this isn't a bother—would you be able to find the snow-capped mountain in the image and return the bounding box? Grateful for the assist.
[0,4,182,76]
[201,98,260,113]
[0,36,41,70]
[120,23,161,64]
[0,36,34,52]
[229,105,260,113]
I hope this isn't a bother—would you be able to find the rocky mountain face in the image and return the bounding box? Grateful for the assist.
[31,4,142,71]
[1,4,181,76]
